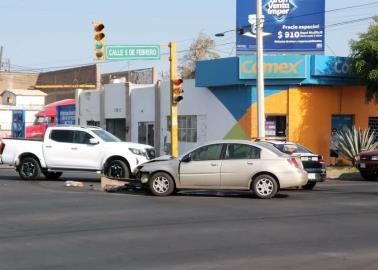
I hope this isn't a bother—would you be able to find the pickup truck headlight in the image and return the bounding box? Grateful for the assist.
[371,156,378,161]
[129,148,146,156]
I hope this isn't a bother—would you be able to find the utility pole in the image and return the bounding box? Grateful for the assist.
[169,42,179,157]
[0,46,3,71]
[256,0,265,140]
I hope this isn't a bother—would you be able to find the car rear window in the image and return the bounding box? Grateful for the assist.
[273,143,312,154]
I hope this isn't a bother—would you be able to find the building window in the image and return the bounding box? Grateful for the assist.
[6,97,14,105]
[265,115,287,138]
[332,115,354,132]
[167,115,197,143]
[368,117,378,142]
[138,122,155,146]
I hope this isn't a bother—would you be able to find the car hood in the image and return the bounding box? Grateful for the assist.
[360,149,378,156]
[142,156,179,168]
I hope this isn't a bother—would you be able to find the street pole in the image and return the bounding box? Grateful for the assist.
[169,42,178,157]
[256,0,265,140]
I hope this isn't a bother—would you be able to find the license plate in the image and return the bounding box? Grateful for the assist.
[308,173,316,180]
[360,163,366,168]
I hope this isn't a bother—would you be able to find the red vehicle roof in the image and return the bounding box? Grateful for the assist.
[36,99,75,117]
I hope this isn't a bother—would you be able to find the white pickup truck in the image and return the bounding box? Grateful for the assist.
[0,126,156,180]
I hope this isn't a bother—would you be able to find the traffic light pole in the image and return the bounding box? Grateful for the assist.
[169,42,179,157]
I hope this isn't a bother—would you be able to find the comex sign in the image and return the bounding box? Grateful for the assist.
[312,56,352,77]
[239,55,307,79]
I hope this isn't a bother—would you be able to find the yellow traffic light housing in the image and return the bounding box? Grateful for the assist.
[172,78,184,104]
[93,22,105,61]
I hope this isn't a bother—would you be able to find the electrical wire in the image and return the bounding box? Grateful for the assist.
[7,2,378,73]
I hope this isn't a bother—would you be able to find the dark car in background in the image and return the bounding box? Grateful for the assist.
[257,141,326,190]
[357,149,378,180]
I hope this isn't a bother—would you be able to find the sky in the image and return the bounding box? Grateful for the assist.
[0,0,378,75]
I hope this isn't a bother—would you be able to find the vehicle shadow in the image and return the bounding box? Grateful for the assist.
[107,187,289,199]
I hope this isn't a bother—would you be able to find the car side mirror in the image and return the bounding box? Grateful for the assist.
[181,154,191,163]
[89,138,99,145]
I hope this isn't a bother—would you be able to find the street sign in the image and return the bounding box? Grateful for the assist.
[106,45,160,60]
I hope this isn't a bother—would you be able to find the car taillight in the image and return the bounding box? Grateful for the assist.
[288,157,302,169]
[318,155,325,164]
[0,142,5,155]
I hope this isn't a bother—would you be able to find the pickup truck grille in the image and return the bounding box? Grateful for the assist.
[146,149,156,160]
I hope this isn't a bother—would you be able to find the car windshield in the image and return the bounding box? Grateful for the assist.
[91,129,121,142]
[273,143,312,154]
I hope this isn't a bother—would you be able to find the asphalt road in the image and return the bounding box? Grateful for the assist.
[0,168,378,270]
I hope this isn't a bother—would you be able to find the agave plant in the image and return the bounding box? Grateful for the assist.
[337,126,378,166]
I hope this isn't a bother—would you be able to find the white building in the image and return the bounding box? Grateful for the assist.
[77,79,232,156]
[0,89,46,138]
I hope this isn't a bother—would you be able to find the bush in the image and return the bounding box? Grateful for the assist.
[337,126,378,166]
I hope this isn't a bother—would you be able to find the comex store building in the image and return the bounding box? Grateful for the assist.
[76,54,377,165]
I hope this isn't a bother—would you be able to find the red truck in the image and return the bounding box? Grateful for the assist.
[25,99,75,138]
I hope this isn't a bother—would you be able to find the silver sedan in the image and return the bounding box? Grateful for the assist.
[134,140,308,199]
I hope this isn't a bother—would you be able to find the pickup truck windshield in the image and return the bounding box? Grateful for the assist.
[91,129,121,142]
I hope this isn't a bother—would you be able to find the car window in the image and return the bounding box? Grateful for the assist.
[74,131,94,144]
[91,129,121,142]
[50,130,74,143]
[191,144,223,161]
[226,144,261,160]
[274,143,312,154]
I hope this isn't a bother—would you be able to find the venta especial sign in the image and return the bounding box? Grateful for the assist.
[236,0,325,53]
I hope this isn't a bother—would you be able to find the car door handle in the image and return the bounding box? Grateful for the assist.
[45,145,52,148]
[210,163,218,166]
[247,161,254,165]
[71,147,78,150]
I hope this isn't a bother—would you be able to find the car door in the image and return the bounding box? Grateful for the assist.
[71,131,102,170]
[44,129,75,168]
[179,143,225,187]
[220,143,262,189]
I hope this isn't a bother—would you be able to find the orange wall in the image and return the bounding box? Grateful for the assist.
[288,85,378,164]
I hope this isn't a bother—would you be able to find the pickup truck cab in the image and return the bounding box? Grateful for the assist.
[0,126,155,180]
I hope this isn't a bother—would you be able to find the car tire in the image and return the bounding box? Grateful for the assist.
[252,174,278,199]
[42,171,63,180]
[18,157,42,180]
[105,160,130,179]
[360,171,377,181]
[302,181,317,190]
[149,172,175,196]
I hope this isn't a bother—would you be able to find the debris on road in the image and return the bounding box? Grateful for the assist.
[65,180,84,187]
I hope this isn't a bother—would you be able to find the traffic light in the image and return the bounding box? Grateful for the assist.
[172,78,184,104]
[93,22,105,61]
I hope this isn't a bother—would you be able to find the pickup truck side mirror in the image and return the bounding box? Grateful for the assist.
[89,138,99,145]
[181,154,191,163]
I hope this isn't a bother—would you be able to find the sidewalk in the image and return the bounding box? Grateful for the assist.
[326,166,362,180]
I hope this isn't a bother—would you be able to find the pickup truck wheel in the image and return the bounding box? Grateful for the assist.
[149,172,175,196]
[19,157,42,180]
[105,160,129,179]
[302,181,317,190]
[43,171,63,180]
[252,174,278,199]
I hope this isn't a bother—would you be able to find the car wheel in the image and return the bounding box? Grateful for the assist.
[18,157,42,180]
[360,171,377,181]
[252,174,278,199]
[42,171,63,180]
[105,160,130,179]
[149,172,175,196]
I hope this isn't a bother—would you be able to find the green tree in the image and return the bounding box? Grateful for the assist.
[179,32,220,79]
[350,17,378,102]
